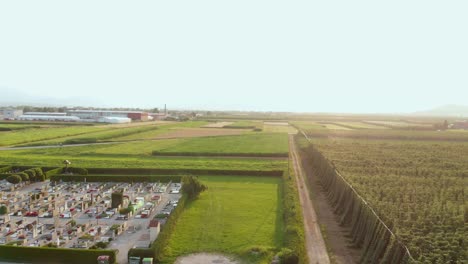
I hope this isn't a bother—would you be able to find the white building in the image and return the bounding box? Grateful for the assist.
[2,109,23,120]
[18,115,80,122]
[24,112,66,116]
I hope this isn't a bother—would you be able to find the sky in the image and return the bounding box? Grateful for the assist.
[0,1,467,113]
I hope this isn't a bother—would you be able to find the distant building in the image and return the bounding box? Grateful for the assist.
[24,112,66,116]
[148,113,168,121]
[452,121,468,130]
[96,117,131,124]
[66,110,149,121]
[2,109,23,120]
[18,115,80,122]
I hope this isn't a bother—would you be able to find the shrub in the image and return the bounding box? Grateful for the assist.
[181,175,207,200]
[0,206,8,215]
[17,172,29,182]
[278,248,299,264]
[63,138,98,144]
[66,167,88,175]
[0,245,117,264]
[6,174,22,184]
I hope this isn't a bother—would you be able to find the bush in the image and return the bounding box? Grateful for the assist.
[23,169,36,180]
[63,138,98,144]
[17,172,29,182]
[0,206,8,215]
[0,166,12,174]
[278,248,299,264]
[66,167,88,175]
[6,174,21,184]
[181,175,207,200]
[0,245,116,264]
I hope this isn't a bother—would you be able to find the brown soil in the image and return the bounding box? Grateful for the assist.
[202,122,234,128]
[298,139,362,264]
[289,135,330,264]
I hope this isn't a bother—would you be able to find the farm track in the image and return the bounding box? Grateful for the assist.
[289,135,330,264]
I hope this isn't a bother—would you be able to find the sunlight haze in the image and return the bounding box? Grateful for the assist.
[0,0,467,113]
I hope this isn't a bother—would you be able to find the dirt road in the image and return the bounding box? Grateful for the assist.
[289,135,330,264]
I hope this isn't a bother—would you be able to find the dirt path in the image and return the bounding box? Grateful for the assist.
[174,253,239,264]
[295,132,361,264]
[289,135,330,264]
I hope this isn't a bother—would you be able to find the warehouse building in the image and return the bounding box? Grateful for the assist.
[66,110,149,121]
[24,112,66,116]
[18,115,80,122]
[2,109,23,120]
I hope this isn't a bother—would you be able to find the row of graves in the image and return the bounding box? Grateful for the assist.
[0,179,177,252]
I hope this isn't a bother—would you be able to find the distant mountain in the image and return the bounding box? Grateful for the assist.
[414,105,468,117]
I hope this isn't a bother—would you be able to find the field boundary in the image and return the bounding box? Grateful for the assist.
[0,245,117,264]
[151,151,288,158]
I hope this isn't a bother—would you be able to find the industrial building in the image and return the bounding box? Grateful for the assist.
[66,110,149,121]
[17,115,80,122]
[2,109,23,120]
[24,112,67,116]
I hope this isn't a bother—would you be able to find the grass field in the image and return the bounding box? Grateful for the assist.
[158,133,288,155]
[162,176,283,264]
[0,125,109,146]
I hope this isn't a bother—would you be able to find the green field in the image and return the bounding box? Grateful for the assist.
[158,133,288,155]
[162,176,283,263]
[0,125,109,146]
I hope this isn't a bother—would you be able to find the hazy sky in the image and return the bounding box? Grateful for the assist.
[0,1,467,113]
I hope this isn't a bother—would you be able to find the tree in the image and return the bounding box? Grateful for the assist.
[6,175,22,184]
[111,191,123,208]
[0,205,8,215]
[181,176,207,200]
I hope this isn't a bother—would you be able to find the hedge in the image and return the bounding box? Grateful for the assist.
[281,163,307,263]
[0,166,13,174]
[151,151,288,158]
[65,167,88,175]
[44,167,64,179]
[51,174,181,183]
[85,168,283,177]
[128,194,189,262]
[0,245,117,264]
[63,138,98,144]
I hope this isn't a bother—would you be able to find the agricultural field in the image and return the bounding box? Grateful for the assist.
[155,133,288,156]
[0,124,108,146]
[162,176,283,264]
[0,148,286,171]
[295,121,468,141]
[223,120,264,129]
[299,135,467,262]
[333,122,389,129]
